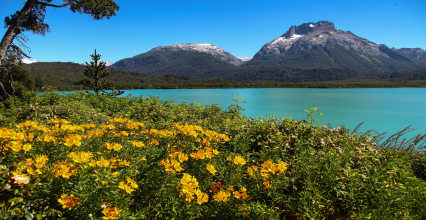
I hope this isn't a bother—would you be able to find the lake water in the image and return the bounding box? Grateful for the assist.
[120,88,426,140]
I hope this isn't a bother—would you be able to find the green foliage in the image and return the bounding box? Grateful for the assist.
[34,75,44,89]
[304,105,323,124]
[22,61,426,90]
[81,50,123,97]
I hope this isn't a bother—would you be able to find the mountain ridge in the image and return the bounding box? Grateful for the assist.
[108,21,426,75]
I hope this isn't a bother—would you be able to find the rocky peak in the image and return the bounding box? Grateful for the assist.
[282,21,335,38]
[254,21,388,59]
[147,43,244,66]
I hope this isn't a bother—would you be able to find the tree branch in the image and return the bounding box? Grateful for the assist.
[35,1,71,8]
[10,45,31,58]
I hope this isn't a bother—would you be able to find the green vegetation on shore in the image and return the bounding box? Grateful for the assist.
[1,91,425,219]
[21,62,426,91]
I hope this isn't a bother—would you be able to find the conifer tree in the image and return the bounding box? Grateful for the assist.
[81,50,123,96]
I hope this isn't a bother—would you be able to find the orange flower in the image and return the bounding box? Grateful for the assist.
[102,207,121,220]
[58,194,80,210]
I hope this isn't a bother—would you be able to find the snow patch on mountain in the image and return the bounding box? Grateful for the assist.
[237,57,253,62]
[21,58,39,64]
[148,43,244,65]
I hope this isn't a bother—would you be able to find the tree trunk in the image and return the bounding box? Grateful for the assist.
[0,0,37,66]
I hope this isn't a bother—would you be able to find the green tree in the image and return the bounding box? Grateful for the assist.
[0,48,34,99]
[0,0,119,99]
[34,75,44,89]
[81,50,123,96]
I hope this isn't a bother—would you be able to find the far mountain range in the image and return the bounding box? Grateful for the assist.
[106,21,426,78]
[23,21,426,82]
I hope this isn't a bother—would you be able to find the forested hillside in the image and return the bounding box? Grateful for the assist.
[21,61,426,90]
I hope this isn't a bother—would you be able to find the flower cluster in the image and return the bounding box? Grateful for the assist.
[190,147,219,160]
[159,159,184,173]
[247,160,287,190]
[234,187,249,200]
[179,173,208,205]
[53,161,78,179]
[67,151,94,163]
[58,194,80,210]
[102,206,122,220]
[118,177,138,194]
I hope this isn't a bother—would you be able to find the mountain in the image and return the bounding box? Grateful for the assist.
[109,50,237,79]
[145,43,244,66]
[392,48,426,61]
[242,21,426,73]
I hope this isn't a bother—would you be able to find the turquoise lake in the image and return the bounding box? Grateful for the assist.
[119,88,425,140]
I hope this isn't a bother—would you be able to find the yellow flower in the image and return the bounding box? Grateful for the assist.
[118,178,138,194]
[206,164,217,175]
[34,155,48,168]
[89,160,97,167]
[226,156,232,161]
[62,134,82,147]
[97,157,110,167]
[67,151,94,163]
[110,172,119,177]
[43,135,57,143]
[178,152,189,162]
[247,167,254,176]
[112,143,123,151]
[234,187,249,200]
[277,161,287,173]
[233,155,246,166]
[53,161,77,179]
[58,194,80,210]
[196,190,209,205]
[22,143,32,152]
[213,190,231,202]
[119,160,130,167]
[131,141,145,148]
[8,141,22,152]
[190,149,205,160]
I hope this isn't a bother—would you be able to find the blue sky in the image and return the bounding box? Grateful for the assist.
[1,0,425,64]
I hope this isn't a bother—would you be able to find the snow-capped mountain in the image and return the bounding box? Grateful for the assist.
[244,21,426,72]
[254,21,386,58]
[147,43,243,66]
[21,58,39,64]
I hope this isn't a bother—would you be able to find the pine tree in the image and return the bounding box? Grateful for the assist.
[80,50,123,96]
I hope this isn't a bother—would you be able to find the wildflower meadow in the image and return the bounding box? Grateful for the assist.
[0,90,425,219]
